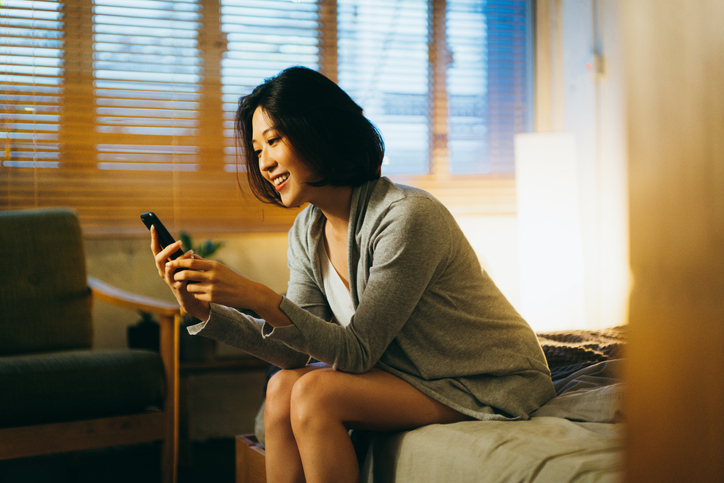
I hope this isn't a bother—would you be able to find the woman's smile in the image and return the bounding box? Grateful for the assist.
[271,173,290,191]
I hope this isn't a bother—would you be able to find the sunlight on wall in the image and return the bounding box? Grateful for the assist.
[455,215,521,310]
[515,132,586,332]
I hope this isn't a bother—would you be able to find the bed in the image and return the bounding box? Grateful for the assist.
[253,327,626,483]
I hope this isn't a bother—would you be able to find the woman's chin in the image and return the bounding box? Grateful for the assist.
[279,194,297,208]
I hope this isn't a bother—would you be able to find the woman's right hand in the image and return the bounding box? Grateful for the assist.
[150,226,211,321]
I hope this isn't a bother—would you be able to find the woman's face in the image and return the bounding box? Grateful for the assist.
[252,107,317,208]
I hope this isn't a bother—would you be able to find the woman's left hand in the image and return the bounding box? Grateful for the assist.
[167,257,255,310]
[168,256,291,328]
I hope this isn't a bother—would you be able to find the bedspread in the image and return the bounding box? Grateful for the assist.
[538,326,625,382]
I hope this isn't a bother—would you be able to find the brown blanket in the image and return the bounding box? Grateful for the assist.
[537,326,626,381]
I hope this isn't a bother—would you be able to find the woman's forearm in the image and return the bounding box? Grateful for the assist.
[249,281,293,328]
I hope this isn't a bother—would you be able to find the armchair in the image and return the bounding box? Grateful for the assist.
[0,208,181,483]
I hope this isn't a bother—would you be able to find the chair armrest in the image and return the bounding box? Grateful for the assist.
[88,275,181,462]
[88,276,181,317]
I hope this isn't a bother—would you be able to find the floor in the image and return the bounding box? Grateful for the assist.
[0,439,235,483]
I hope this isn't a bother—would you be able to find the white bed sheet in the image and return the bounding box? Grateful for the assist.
[360,417,622,483]
[360,360,625,483]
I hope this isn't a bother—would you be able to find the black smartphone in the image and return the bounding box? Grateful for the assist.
[140,212,185,260]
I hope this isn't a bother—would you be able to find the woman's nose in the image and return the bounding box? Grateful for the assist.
[258,149,275,172]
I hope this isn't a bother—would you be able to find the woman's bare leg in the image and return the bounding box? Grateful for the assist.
[289,368,472,483]
[264,363,328,483]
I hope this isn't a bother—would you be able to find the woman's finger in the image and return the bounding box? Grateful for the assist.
[155,245,180,279]
[156,240,183,264]
[151,226,167,277]
[168,257,213,272]
[150,225,161,254]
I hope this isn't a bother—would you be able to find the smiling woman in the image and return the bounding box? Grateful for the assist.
[252,107,317,209]
[148,66,554,483]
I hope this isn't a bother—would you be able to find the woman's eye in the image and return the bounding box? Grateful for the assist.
[268,137,279,146]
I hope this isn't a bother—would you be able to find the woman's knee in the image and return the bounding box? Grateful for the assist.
[289,370,342,433]
[266,365,328,427]
[265,368,305,425]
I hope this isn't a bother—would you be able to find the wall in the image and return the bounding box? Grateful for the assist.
[456,215,521,308]
[534,0,629,330]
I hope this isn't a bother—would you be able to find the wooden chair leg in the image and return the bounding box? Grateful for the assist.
[160,314,180,483]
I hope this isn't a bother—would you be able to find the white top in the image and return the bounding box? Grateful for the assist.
[318,239,354,327]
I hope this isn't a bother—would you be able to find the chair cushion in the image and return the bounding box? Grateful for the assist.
[0,208,92,355]
[0,349,165,428]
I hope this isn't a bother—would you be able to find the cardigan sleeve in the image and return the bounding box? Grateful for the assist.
[187,304,310,369]
[264,195,453,373]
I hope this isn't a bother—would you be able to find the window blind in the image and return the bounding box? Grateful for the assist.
[401,0,527,214]
[220,0,320,170]
[1,0,64,207]
[2,0,531,233]
[84,0,206,231]
[337,0,430,175]
[447,0,488,174]
[2,0,299,234]
[446,0,529,175]
[92,0,202,173]
[480,0,529,174]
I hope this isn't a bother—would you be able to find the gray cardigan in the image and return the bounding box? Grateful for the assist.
[190,178,555,420]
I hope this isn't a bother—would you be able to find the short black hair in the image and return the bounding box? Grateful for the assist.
[236,66,385,207]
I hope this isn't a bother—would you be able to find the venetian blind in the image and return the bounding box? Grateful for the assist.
[475,0,529,174]
[406,0,529,213]
[337,0,430,175]
[2,0,531,233]
[219,0,320,171]
[1,0,64,207]
[2,0,299,235]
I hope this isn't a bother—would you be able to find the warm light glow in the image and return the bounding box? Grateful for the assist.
[515,132,586,332]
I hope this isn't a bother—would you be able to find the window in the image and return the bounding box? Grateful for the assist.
[337,0,430,175]
[2,0,531,233]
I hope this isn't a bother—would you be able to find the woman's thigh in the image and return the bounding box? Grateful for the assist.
[290,367,472,432]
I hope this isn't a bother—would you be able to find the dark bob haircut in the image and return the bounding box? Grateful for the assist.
[236,66,385,207]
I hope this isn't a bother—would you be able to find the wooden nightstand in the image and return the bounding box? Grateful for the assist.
[236,434,266,483]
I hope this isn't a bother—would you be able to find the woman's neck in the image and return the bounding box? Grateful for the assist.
[315,185,353,235]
